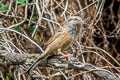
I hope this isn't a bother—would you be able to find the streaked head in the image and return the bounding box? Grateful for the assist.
[67,16,83,24]
[63,16,83,38]
[64,16,83,32]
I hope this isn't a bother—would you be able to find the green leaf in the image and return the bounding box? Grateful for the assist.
[0,3,8,12]
[16,0,26,6]
[28,26,35,32]
[37,37,42,42]
[0,39,5,45]
[12,27,22,32]
[32,16,37,21]
[7,73,14,80]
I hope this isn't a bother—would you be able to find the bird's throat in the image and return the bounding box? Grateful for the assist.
[65,24,77,38]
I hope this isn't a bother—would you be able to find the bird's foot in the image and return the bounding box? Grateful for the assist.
[59,52,72,58]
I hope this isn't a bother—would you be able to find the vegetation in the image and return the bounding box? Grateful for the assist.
[0,0,120,80]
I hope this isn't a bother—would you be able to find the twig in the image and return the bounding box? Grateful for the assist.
[0,28,44,53]
[0,50,120,80]
[74,0,98,16]
[7,0,28,29]
[6,0,13,15]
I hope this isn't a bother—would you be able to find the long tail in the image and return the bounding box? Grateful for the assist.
[27,51,49,73]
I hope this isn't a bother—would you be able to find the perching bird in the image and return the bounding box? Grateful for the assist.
[27,16,83,73]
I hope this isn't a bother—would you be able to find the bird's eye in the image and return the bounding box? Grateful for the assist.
[75,19,78,20]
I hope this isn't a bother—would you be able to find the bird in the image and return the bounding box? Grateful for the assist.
[27,16,83,73]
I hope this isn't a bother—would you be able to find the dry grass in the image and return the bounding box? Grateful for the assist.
[0,0,120,80]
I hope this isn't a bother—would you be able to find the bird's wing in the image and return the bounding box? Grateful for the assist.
[45,31,62,45]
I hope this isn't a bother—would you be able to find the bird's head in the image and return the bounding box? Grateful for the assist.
[66,16,83,25]
[64,16,83,30]
[63,16,83,38]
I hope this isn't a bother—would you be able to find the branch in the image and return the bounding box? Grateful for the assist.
[0,50,120,80]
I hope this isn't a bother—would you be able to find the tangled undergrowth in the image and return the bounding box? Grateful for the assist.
[0,0,120,80]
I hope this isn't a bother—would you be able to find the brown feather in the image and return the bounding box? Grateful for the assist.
[27,16,82,73]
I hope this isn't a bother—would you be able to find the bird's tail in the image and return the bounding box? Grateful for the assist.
[27,51,48,73]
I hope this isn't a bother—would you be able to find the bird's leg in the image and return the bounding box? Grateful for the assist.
[58,49,72,58]
[59,52,72,57]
